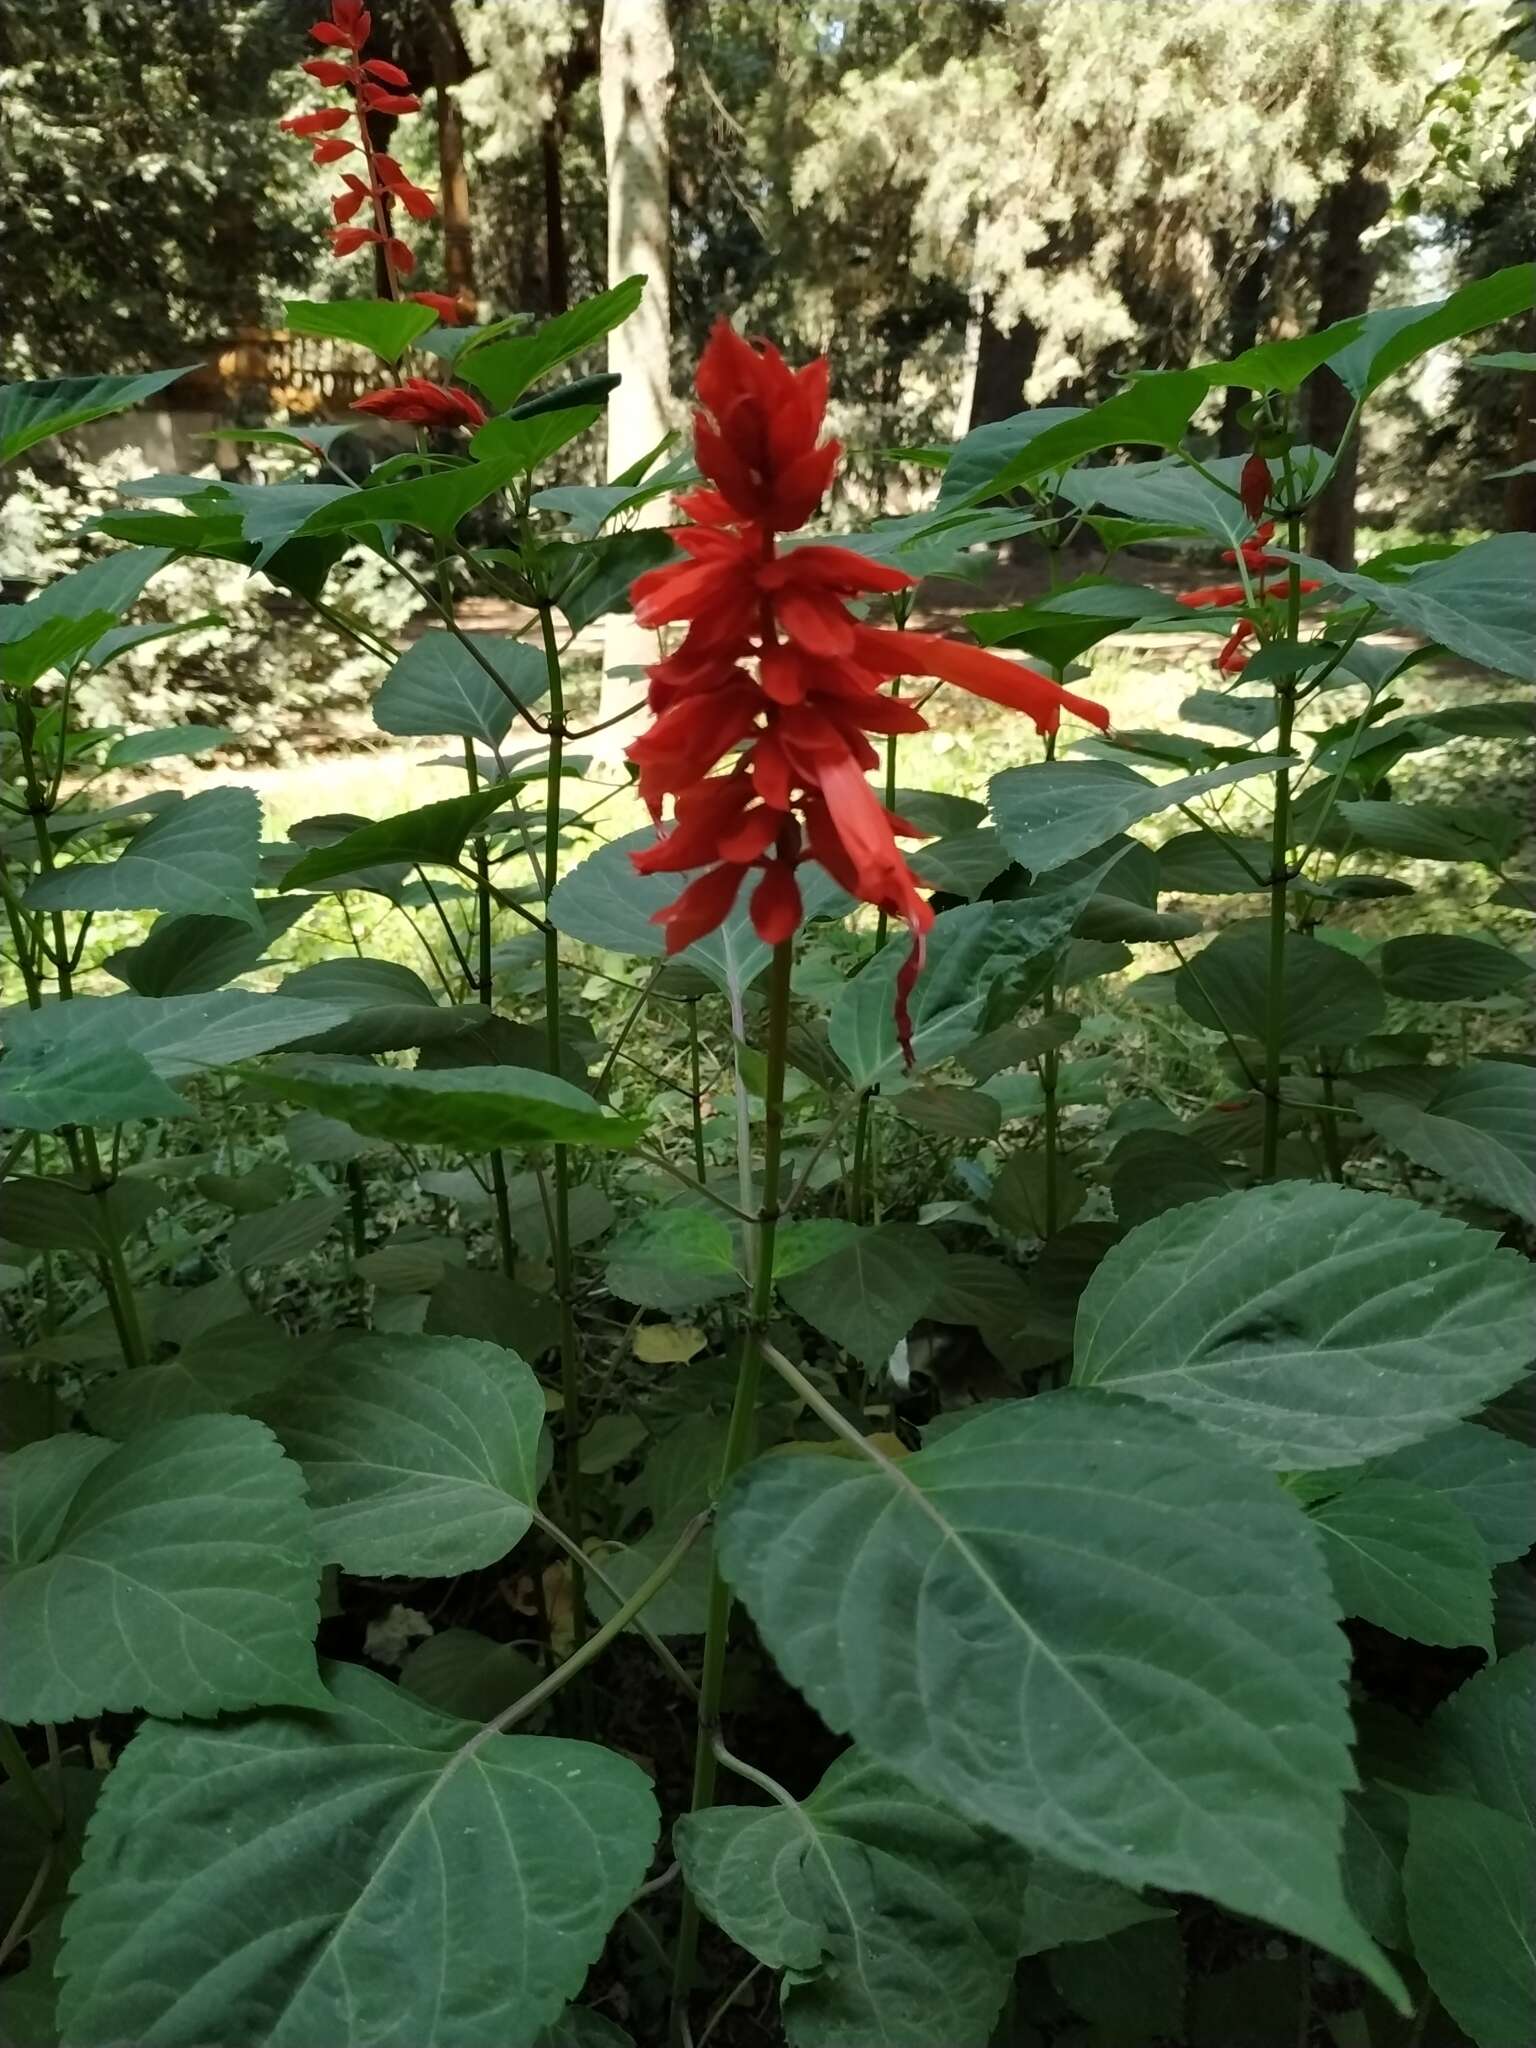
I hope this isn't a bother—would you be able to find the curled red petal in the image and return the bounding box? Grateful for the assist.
[876,629,1109,734]
[280,105,351,135]
[309,21,353,47]
[312,137,356,164]
[653,863,748,952]
[409,292,463,325]
[363,57,411,86]
[331,225,383,257]
[385,237,416,275]
[362,86,421,114]
[749,860,803,946]
[302,57,353,84]
[332,187,368,224]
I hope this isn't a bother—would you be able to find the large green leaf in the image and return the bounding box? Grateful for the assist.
[1304,534,1536,682]
[1350,1062,1536,1225]
[456,276,646,411]
[373,631,549,748]
[283,298,439,365]
[1335,799,1520,867]
[1309,1477,1493,1650]
[829,892,1091,1088]
[1348,1423,1536,1568]
[1056,452,1270,550]
[1323,264,1536,404]
[989,758,1289,876]
[716,1391,1397,1995]
[0,609,118,687]
[676,1749,1031,2048]
[101,723,236,768]
[0,366,193,466]
[605,1208,743,1311]
[257,1334,545,1576]
[1433,1647,1535,1830]
[968,578,1184,670]
[1379,934,1532,1003]
[83,1317,304,1435]
[224,1194,345,1271]
[24,786,265,931]
[953,372,1211,505]
[1402,1794,1536,2048]
[1072,1184,1534,1469]
[469,407,604,474]
[935,407,1087,505]
[291,454,527,546]
[0,1416,322,1723]
[57,1661,659,2048]
[250,1057,645,1151]
[280,782,529,890]
[779,1224,946,1372]
[0,546,171,641]
[279,956,482,1056]
[0,990,357,1132]
[1175,929,1385,1049]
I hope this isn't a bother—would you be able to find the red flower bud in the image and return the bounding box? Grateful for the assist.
[312,137,356,164]
[331,0,371,47]
[408,292,464,325]
[363,58,411,86]
[1240,452,1270,523]
[352,378,487,429]
[280,106,350,136]
[361,87,421,115]
[302,58,353,84]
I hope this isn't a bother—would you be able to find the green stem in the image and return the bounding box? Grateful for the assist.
[346,1159,368,1261]
[687,998,708,1181]
[0,1722,59,1835]
[848,683,904,1223]
[458,738,517,1278]
[670,940,794,2042]
[1261,491,1304,1180]
[1317,1060,1345,1183]
[83,1130,148,1370]
[1038,728,1061,1232]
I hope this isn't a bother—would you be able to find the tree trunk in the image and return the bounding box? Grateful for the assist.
[1218,203,1274,456]
[597,0,674,749]
[1305,150,1389,569]
[964,295,1039,430]
[541,108,568,316]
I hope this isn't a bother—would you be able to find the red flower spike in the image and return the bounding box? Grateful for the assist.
[302,58,353,84]
[1240,452,1270,523]
[352,378,487,429]
[312,137,356,164]
[363,58,411,85]
[623,322,1107,1060]
[409,292,463,325]
[280,106,351,135]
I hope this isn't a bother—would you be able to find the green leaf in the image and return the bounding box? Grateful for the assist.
[1072,1183,1534,1469]
[291,453,526,547]
[0,1416,322,1723]
[1354,1424,1536,1567]
[283,298,439,365]
[910,826,1013,900]
[468,406,603,473]
[224,1194,345,1271]
[280,782,529,889]
[257,1333,544,1576]
[1157,829,1271,893]
[955,372,1211,505]
[0,366,193,466]
[1379,935,1531,1003]
[1017,1857,1170,1958]
[935,407,1087,504]
[24,786,264,931]
[989,757,1290,876]
[250,1057,645,1152]
[1351,1062,1536,1225]
[1323,263,1536,404]
[0,1174,163,1257]
[1310,1477,1493,1650]
[554,528,676,633]
[1110,1129,1230,1228]
[1057,452,1285,550]
[456,277,646,410]
[0,609,118,687]
[885,1083,1002,1139]
[829,893,1090,1089]
[1336,798,1519,867]
[1176,929,1385,1049]
[779,1224,945,1372]
[605,1209,742,1311]
[676,1748,1031,2048]
[968,577,1184,670]
[1306,534,1536,682]
[1402,1794,1536,2048]
[278,956,481,1056]
[1049,1917,1187,2045]
[108,899,309,997]
[84,1317,303,1436]
[716,1391,1398,1997]
[1433,1647,1535,1829]
[101,723,236,768]
[990,1150,1087,1237]
[373,630,548,748]
[0,991,355,1133]
[1182,686,1276,740]
[399,1627,543,1723]
[58,1660,659,2048]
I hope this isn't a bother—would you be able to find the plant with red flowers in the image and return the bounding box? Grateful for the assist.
[2,86,1534,2048]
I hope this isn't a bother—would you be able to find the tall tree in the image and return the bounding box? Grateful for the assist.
[1304,143,1391,566]
[598,0,674,737]
[420,0,478,310]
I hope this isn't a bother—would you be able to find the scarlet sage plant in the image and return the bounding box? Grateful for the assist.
[1,37,1534,2041]
[627,320,1108,1053]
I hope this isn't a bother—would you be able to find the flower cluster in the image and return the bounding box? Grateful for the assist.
[626,320,1109,1059]
[1178,521,1321,676]
[280,2,482,427]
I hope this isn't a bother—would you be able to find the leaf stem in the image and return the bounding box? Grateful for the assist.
[1261,477,1304,1180]
[687,998,708,1181]
[670,939,794,2042]
[531,1508,698,1701]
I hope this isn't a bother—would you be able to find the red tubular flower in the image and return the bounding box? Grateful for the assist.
[408,292,463,324]
[361,86,421,115]
[351,377,487,429]
[280,106,351,135]
[363,58,411,85]
[1240,452,1270,523]
[624,320,1109,1062]
[303,58,354,85]
[312,137,355,164]
[1215,620,1255,674]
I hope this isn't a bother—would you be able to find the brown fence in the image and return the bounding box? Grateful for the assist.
[166,329,386,419]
